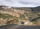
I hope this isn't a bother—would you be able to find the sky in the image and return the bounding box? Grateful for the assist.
[0,0,40,7]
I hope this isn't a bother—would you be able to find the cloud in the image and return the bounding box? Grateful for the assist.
[0,0,40,7]
[19,0,40,5]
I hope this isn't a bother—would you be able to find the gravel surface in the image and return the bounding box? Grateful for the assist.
[0,24,40,29]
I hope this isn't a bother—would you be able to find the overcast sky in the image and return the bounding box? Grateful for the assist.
[0,0,40,7]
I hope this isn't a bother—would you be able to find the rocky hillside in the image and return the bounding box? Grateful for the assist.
[0,13,19,25]
[0,5,40,25]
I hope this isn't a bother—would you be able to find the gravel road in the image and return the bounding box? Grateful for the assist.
[0,24,40,29]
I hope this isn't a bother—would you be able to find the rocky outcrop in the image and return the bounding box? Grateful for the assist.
[0,10,20,18]
[0,18,18,25]
[13,9,25,15]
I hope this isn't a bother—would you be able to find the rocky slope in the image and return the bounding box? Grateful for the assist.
[0,5,40,25]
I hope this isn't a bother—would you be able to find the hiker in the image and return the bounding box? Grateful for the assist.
[22,21,24,24]
[21,21,24,24]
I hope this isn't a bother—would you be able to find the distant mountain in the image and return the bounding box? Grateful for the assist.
[30,6,40,13]
[11,6,40,12]
[17,6,40,13]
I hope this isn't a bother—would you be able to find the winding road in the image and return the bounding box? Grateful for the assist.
[0,24,40,29]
